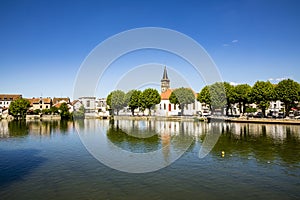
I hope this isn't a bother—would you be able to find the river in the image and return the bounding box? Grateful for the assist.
[0,119,299,199]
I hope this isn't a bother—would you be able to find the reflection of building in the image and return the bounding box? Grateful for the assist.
[0,120,9,137]
[156,67,202,116]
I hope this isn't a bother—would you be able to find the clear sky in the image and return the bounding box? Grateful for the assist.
[1,0,300,99]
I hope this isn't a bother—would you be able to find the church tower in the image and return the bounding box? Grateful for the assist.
[161,66,170,93]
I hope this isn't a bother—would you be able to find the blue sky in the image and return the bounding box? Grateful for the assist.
[1,0,300,99]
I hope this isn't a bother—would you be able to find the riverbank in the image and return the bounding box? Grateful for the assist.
[113,115,206,122]
[208,116,300,125]
[113,115,300,125]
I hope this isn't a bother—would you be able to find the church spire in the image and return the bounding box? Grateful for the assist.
[162,66,169,80]
[161,66,170,93]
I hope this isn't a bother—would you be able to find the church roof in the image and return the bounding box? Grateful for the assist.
[161,89,173,100]
[161,88,198,100]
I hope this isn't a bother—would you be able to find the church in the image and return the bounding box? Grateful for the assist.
[156,67,203,116]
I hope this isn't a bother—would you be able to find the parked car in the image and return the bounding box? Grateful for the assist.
[253,112,263,118]
[277,112,285,119]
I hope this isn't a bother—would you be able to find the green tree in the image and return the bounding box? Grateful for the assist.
[73,105,85,119]
[106,90,126,115]
[275,79,300,116]
[250,81,275,117]
[33,109,41,115]
[126,90,142,116]
[197,85,211,109]
[169,87,195,116]
[140,88,161,116]
[59,102,71,119]
[42,109,51,115]
[234,84,252,114]
[224,82,236,116]
[209,82,227,114]
[50,106,59,114]
[9,98,30,120]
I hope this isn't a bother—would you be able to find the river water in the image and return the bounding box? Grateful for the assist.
[0,119,299,200]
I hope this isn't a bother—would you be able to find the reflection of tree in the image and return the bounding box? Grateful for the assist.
[59,120,69,133]
[106,124,160,153]
[278,131,300,165]
[210,123,300,165]
[8,121,29,137]
[74,119,85,130]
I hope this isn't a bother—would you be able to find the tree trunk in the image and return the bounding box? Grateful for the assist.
[226,103,230,116]
[242,102,246,114]
[148,108,151,116]
[285,102,289,117]
[181,104,184,116]
[131,108,134,116]
[262,107,266,118]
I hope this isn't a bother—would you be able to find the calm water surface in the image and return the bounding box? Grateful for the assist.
[0,119,300,200]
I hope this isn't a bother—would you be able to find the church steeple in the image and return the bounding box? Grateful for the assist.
[161,66,170,93]
[162,66,168,80]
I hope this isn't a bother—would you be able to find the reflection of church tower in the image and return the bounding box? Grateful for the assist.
[161,66,170,93]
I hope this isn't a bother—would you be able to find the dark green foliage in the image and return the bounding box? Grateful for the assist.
[275,79,300,116]
[126,90,142,116]
[73,105,85,119]
[250,81,275,117]
[197,85,211,107]
[9,98,30,119]
[140,88,161,116]
[59,102,71,119]
[106,90,126,115]
[50,106,59,114]
[169,87,195,115]
[42,109,51,115]
[234,84,252,114]
[33,109,41,115]
[223,82,236,115]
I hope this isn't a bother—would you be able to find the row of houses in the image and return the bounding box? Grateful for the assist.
[0,67,296,119]
[0,95,109,118]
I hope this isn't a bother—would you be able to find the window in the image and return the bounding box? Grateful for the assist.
[174,104,176,110]
[46,105,48,108]
[87,100,90,108]
[40,105,42,109]
[159,104,162,110]
[0,102,2,104]
[164,103,166,110]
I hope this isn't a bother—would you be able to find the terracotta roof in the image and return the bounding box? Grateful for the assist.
[71,100,82,106]
[53,102,62,108]
[0,94,22,101]
[27,98,52,106]
[161,89,173,100]
[161,88,197,100]
[53,97,70,104]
